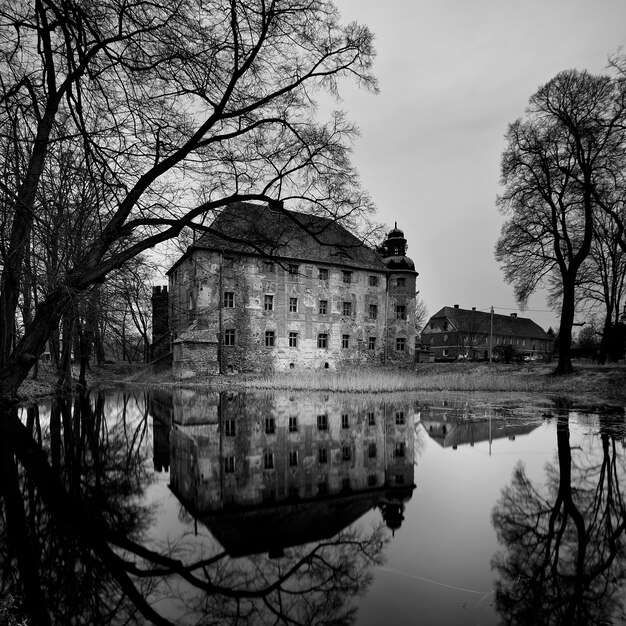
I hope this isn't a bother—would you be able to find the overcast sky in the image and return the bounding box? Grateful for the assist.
[330,0,626,331]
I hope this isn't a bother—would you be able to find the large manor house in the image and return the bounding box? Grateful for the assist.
[151,202,419,375]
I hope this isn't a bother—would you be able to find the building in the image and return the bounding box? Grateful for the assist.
[153,202,419,375]
[421,305,553,362]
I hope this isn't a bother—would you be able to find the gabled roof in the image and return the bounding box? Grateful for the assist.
[168,202,387,274]
[428,306,549,339]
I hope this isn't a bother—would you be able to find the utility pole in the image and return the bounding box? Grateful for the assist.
[489,306,494,363]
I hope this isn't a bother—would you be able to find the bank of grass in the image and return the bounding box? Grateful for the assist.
[18,360,626,404]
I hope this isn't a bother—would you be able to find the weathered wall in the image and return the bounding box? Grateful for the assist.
[169,250,418,372]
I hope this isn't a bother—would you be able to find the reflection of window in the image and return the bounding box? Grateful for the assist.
[265,331,275,347]
[289,332,298,348]
[396,305,406,320]
[342,302,352,316]
[289,450,298,467]
[368,443,377,458]
[289,416,298,432]
[317,414,328,430]
[368,336,376,350]
[342,445,351,461]
[318,447,328,463]
[369,275,379,287]
[342,477,351,491]
[318,480,328,494]
[319,300,328,314]
[265,417,275,434]
[341,413,349,428]
[264,452,274,469]
[318,268,329,281]
[367,412,375,426]
[289,297,298,312]
[368,474,378,487]
[317,333,328,348]
[395,411,405,425]
[224,329,235,346]
[369,304,378,319]
[395,474,405,485]
[224,457,235,473]
[225,419,236,436]
[342,270,353,284]
[396,337,406,351]
[342,334,350,349]
[395,442,405,457]
[264,294,274,311]
[223,291,234,308]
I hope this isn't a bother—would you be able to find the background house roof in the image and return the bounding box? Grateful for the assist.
[429,306,549,338]
[169,202,387,273]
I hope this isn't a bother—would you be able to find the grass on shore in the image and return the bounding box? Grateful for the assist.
[18,360,626,403]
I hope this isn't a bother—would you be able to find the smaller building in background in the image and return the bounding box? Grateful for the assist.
[421,305,553,362]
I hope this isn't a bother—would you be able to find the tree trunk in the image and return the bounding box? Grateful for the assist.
[555,279,576,374]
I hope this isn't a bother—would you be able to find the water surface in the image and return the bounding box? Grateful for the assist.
[3,389,626,624]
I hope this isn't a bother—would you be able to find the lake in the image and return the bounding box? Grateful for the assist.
[3,388,626,625]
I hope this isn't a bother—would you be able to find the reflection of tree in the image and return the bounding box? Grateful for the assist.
[491,412,626,625]
[0,392,386,625]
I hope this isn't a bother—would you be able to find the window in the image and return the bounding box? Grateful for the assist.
[341,413,349,428]
[395,411,405,425]
[342,334,350,349]
[265,331,275,347]
[317,333,328,348]
[317,414,328,430]
[396,337,406,351]
[369,275,379,287]
[289,332,298,348]
[289,416,298,432]
[368,336,376,350]
[289,297,298,313]
[342,446,351,461]
[263,261,275,273]
[396,277,406,287]
[264,452,274,470]
[224,457,235,473]
[342,301,352,316]
[224,329,235,346]
[369,304,378,319]
[342,270,353,284]
[265,417,275,434]
[264,294,274,311]
[225,419,236,437]
[443,349,449,357]
[368,442,377,458]
[396,305,406,320]
[319,299,328,314]
[288,264,299,277]
[367,412,375,426]
[289,450,298,467]
[223,291,234,308]
[318,268,329,281]
[318,447,328,463]
[395,442,406,457]
[443,321,449,331]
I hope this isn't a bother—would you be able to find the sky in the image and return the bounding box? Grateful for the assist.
[327,0,626,331]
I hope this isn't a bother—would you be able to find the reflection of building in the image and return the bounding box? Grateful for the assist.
[156,390,416,556]
[419,399,540,449]
[152,203,419,375]
[421,305,552,361]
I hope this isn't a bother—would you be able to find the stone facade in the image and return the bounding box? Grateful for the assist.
[157,203,419,373]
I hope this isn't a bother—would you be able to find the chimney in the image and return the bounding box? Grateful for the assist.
[454,304,459,309]
[471,307,476,311]
[510,313,518,318]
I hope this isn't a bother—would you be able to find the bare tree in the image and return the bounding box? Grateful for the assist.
[496,70,626,374]
[0,0,378,405]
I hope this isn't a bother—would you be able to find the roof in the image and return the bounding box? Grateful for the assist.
[428,306,549,339]
[168,202,387,274]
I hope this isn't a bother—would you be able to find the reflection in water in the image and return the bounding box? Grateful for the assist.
[0,389,415,625]
[491,406,626,625]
